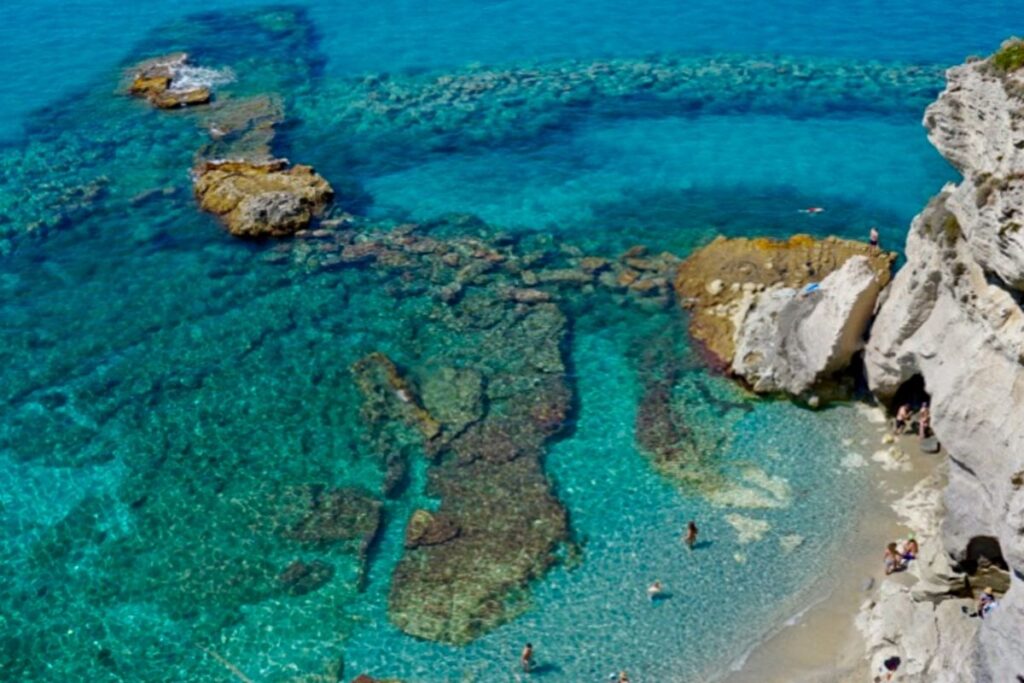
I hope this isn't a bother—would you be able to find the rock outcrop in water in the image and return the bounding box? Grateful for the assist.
[732,255,886,395]
[193,159,334,237]
[674,234,894,393]
[128,53,215,109]
[863,40,1024,681]
[364,294,573,644]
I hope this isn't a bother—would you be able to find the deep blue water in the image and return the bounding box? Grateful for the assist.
[0,1,1009,681]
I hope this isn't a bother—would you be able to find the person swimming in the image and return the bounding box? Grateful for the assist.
[684,521,698,550]
[647,580,664,600]
[799,206,825,214]
[520,643,533,673]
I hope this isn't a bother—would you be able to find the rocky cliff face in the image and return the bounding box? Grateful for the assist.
[865,41,1024,681]
[733,255,885,395]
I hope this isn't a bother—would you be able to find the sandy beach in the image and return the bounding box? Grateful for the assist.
[722,405,945,683]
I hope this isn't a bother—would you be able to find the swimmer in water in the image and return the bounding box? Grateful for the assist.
[684,521,698,550]
[520,643,533,673]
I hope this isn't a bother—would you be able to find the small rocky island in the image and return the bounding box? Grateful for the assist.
[128,53,214,108]
[674,234,894,399]
[192,159,334,237]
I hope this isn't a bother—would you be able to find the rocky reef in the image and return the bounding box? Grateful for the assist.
[193,159,334,237]
[306,55,944,169]
[862,40,1024,680]
[334,225,580,643]
[674,234,894,395]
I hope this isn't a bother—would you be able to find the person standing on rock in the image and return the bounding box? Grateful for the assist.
[520,643,533,673]
[869,226,880,248]
[684,521,699,550]
[893,403,911,435]
[917,403,931,439]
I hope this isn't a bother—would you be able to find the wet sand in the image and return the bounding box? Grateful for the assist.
[721,406,945,683]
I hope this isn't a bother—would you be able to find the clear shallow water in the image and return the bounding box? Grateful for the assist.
[0,1,1003,681]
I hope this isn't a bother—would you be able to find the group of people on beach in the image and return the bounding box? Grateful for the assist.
[518,522,701,678]
[882,536,919,575]
[892,402,931,440]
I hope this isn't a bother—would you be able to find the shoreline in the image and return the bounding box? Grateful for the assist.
[720,404,945,683]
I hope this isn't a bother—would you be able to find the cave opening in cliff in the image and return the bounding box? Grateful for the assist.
[891,373,928,409]
[961,535,1009,574]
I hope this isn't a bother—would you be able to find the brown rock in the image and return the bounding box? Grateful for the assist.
[193,159,333,237]
[674,234,895,366]
[351,352,442,443]
[622,245,648,259]
[616,268,640,287]
[149,87,211,109]
[624,257,661,272]
[628,276,667,295]
[505,288,552,304]
[404,509,461,549]
[278,560,334,596]
[128,53,212,109]
[579,256,611,273]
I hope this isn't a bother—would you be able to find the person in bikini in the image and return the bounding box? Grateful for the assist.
[893,403,911,435]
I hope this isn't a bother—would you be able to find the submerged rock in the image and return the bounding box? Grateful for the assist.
[366,290,571,645]
[193,159,333,237]
[278,559,335,596]
[280,486,382,557]
[404,509,461,549]
[197,94,284,163]
[352,352,443,445]
[674,234,894,371]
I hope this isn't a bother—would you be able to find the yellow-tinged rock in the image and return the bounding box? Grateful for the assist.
[674,234,895,367]
[127,52,213,109]
[193,159,333,237]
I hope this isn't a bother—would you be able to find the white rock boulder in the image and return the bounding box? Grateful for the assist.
[732,255,884,395]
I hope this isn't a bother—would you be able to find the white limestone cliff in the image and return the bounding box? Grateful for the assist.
[732,255,884,395]
[864,41,1024,681]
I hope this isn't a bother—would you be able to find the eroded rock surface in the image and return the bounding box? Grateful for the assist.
[674,234,894,380]
[732,255,886,395]
[128,53,217,109]
[193,159,333,237]
[864,41,1024,680]
[386,301,571,644]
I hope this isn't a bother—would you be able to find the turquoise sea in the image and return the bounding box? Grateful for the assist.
[0,1,1011,681]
